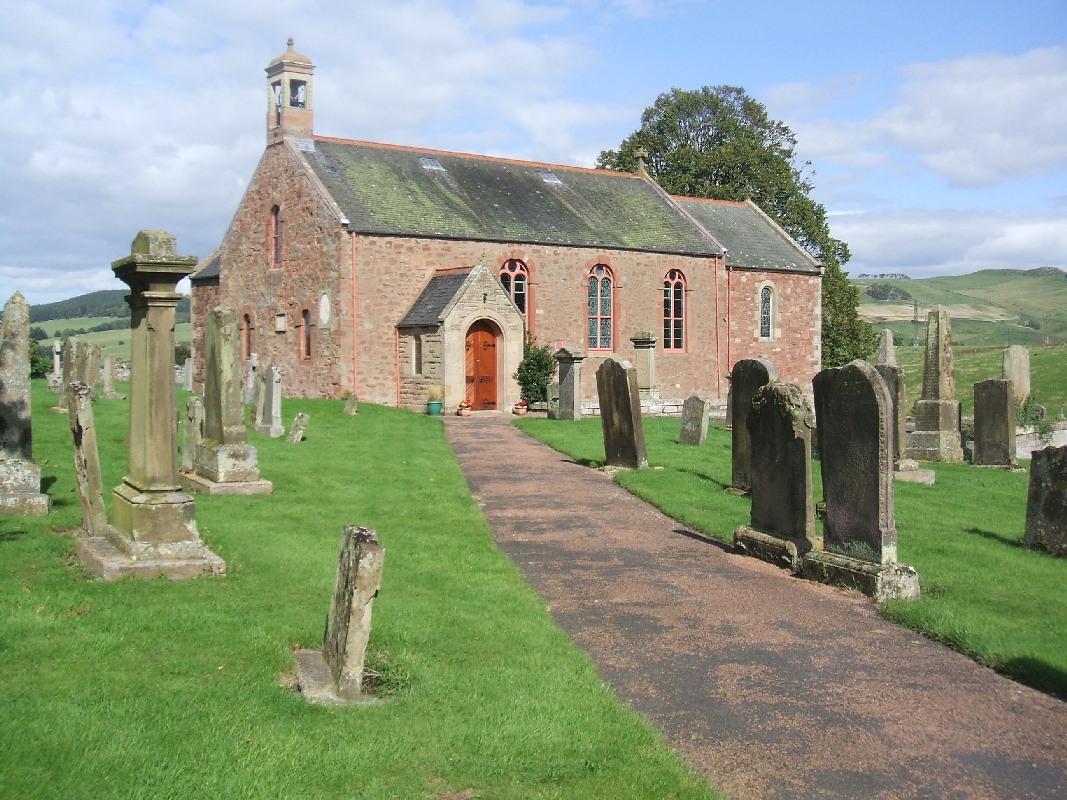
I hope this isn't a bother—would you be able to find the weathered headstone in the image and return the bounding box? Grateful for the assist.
[876,328,897,367]
[73,341,102,391]
[729,358,779,493]
[973,379,1017,467]
[76,230,225,580]
[807,361,919,600]
[874,364,907,464]
[679,396,711,446]
[553,347,584,421]
[0,292,49,516]
[254,364,285,437]
[906,307,964,462]
[100,353,124,399]
[546,382,560,420]
[47,340,62,394]
[733,381,816,571]
[50,337,76,412]
[187,307,271,494]
[1002,345,1031,402]
[243,353,259,405]
[67,381,107,535]
[343,394,359,416]
[629,331,660,401]
[183,357,194,392]
[595,359,647,469]
[181,395,204,473]
[1024,446,1067,557]
[288,412,309,443]
[295,525,386,704]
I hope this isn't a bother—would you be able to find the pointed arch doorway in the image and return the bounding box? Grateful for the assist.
[465,319,499,410]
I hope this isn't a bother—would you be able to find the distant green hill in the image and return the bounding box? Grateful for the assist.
[856,267,1067,347]
[30,290,190,323]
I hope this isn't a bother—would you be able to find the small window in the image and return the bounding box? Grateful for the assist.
[271,81,282,124]
[499,259,529,319]
[418,157,446,171]
[413,335,423,375]
[270,205,282,269]
[289,80,306,108]
[300,308,312,359]
[760,286,773,339]
[537,170,563,185]
[663,269,685,350]
[240,313,253,361]
[587,264,614,350]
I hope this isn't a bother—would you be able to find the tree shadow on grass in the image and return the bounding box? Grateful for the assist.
[1001,656,1067,701]
[964,527,1026,550]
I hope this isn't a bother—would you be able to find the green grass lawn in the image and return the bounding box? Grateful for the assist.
[0,384,719,800]
[516,416,1067,700]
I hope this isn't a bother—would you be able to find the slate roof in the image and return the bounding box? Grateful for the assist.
[299,137,722,257]
[191,250,221,281]
[676,198,821,274]
[397,272,471,327]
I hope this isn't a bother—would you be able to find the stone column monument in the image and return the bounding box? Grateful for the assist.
[906,307,964,462]
[76,231,225,579]
[553,347,585,421]
[629,331,660,401]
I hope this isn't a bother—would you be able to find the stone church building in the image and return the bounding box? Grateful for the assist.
[191,41,822,413]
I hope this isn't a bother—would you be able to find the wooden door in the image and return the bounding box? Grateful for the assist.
[465,320,498,410]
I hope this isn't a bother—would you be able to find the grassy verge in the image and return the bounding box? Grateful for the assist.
[0,383,718,800]
[516,415,1067,700]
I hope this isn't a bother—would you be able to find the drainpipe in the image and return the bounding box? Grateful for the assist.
[350,234,359,397]
[724,249,732,378]
[712,254,722,399]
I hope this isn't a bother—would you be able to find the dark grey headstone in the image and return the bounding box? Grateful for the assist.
[679,396,711,446]
[973,379,1016,466]
[1024,446,1067,557]
[554,347,585,421]
[730,359,779,491]
[595,358,647,469]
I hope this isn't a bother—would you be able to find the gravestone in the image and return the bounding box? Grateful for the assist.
[47,340,62,393]
[1002,345,1030,401]
[50,337,76,412]
[67,381,107,535]
[181,395,204,473]
[876,329,897,367]
[594,359,647,469]
[343,394,359,416]
[1024,446,1067,557]
[100,354,124,399]
[74,341,102,391]
[973,379,1016,467]
[295,525,386,704]
[679,396,711,446]
[243,353,259,405]
[76,230,225,580]
[0,292,49,515]
[183,357,194,391]
[874,364,907,465]
[553,347,585,421]
[733,381,816,571]
[729,359,779,493]
[254,364,284,437]
[288,412,309,443]
[906,307,964,463]
[546,382,560,420]
[807,361,920,600]
[186,307,271,494]
[724,382,733,428]
[629,331,660,401]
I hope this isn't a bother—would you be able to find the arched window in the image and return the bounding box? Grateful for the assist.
[663,269,685,350]
[270,205,283,269]
[760,286,773,339]
[240,313,253,361]
[587,264,614,350]
[499,259,528,318]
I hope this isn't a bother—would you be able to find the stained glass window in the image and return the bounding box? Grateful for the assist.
[588,265,613,349]
[760,287,773,339]
[499,259,528,318]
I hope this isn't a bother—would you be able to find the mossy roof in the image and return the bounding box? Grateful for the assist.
[398,272,470,327]
[675,198,821,274]
[301,137,722,257]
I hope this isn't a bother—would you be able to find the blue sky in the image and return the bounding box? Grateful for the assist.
[2,0,1066,304]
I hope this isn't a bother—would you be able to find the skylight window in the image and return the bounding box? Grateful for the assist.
[538,170,563,185]
[419,157,446,171]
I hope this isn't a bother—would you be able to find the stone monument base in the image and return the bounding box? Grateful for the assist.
[193,443,264,484]
[293,648,384,707]
[733,526,814,572]
[76,526,226,581]
[906,430,964,463]
[894,458,936,485]
[181,470,273,495]
[0,492,50,516]
[0,461,50,516]
[800,550,920,602]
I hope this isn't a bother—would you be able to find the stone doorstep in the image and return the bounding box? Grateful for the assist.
[180,472,274,495]
[292,649,386,707]
[75,530,226,581]
[0,492,50,516]
[800,550,921,602]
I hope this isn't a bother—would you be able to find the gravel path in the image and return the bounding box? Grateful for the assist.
[445,413,1067,800]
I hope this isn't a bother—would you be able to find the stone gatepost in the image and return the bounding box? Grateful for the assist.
[906,307,964,463]
[553,347,585,421]
[629,331,660,401]
[973,379,1016,467]
[76,230,224,580]
[67,381,107,535]
[1002,345,1030,402]
[1024,446,1067,557]
[728,358,779,494]
[733,381,816,571]
[679,396,711,446]
[295,525,386,705]
[806,361,920,600]
[254,364,285,437]
[0,291,49,516]
[876,328,897,367]
[186,307,271,494]
[595,358,647,469]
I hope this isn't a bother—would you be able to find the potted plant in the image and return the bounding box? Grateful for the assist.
[513,398,528,416]
[457,400,472,417]
[426,384,445,416]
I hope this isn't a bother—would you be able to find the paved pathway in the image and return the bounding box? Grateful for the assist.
[444,413,1067,800]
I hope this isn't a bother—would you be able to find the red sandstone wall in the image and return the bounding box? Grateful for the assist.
[189,277,220,390]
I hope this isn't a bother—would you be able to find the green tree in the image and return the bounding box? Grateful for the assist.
[597,86,875,366]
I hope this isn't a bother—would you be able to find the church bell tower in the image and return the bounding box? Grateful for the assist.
[266,38,314,145]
